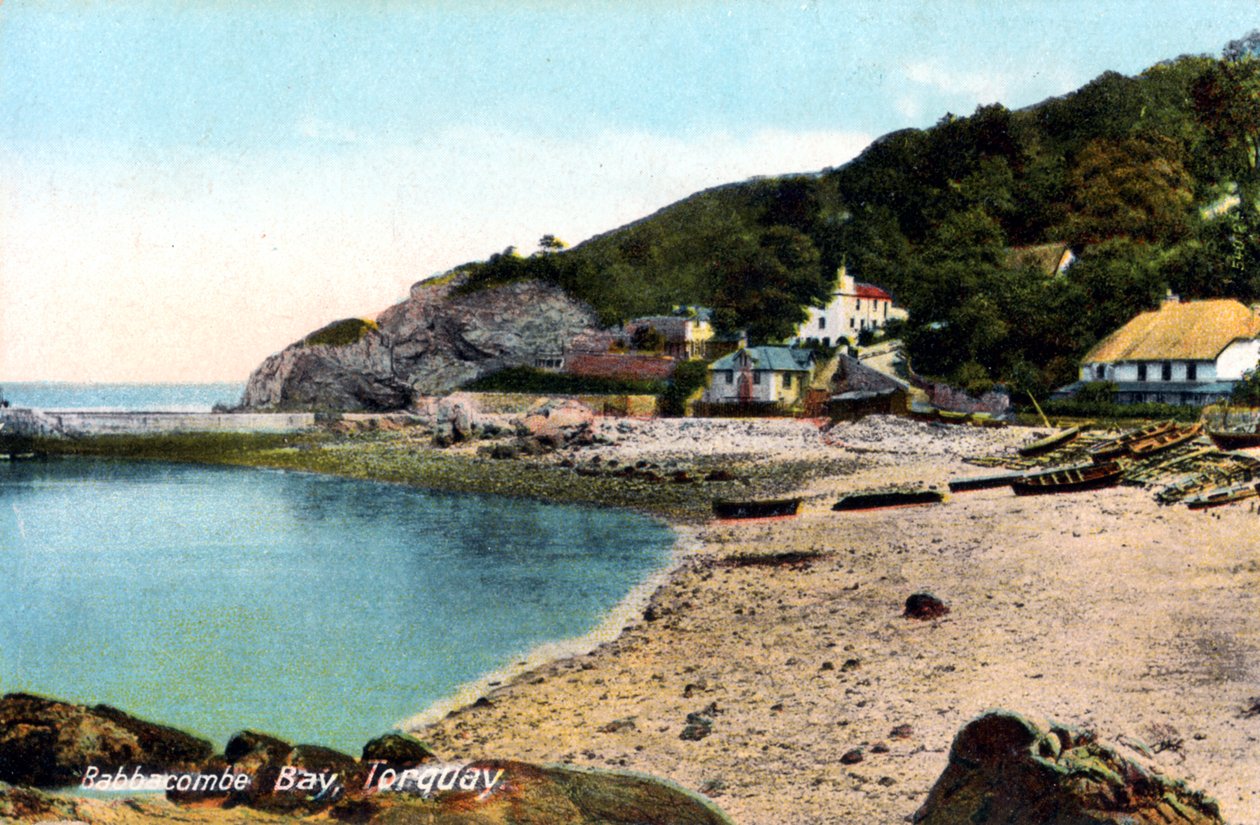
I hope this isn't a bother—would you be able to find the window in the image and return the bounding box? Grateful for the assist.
[1138,363,1147,381]
[823,337,830,347]
[752,372,761,385]
[850,318,856,328]
[883,303,888,317]
[856,299,861,310]
[725,370,734,384]
[818,317,826,329]
[1095,364,1104,380]
[1162,361,1172,381]
[1187,362,1197,381]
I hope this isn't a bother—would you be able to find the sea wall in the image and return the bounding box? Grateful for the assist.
[0,408,315,437]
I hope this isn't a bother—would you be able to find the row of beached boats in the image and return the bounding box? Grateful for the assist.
[713,417,1260,519]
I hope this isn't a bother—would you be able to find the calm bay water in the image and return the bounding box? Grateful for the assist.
[0,382,245,412]
[0,459,672,752]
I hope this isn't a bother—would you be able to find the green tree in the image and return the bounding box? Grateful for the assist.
[630,324,666,352]
[1193,37,1260,208]
[707,226,826,342]
[1062,136,1195,245]
[538,234,568,253]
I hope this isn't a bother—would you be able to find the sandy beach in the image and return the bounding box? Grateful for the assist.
[411,416,1260,825]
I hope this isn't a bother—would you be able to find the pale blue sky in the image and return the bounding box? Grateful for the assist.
[3,2,1257,381]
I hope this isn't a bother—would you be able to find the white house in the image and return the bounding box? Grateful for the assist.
[704,346,815,406]
[1067,295,1260,405]
[793,266,899,347]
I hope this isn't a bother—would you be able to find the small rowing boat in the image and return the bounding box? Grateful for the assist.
[1088,420,1176,462]
[1127,422,1204,458]
[1017,427,1080,457]
[1183,483,1259,510]
[1010,461,1123,496]
[949,462,1096,493]
[712,497,801,519]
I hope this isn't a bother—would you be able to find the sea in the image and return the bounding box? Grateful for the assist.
[0,383,674,754]
[0,381,246,412]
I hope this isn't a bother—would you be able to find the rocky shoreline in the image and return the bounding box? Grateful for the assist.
[10,413,1259,823]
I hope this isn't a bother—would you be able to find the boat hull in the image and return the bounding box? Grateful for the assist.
[712,498,801,519]
[1184,483,1259,510]
[1017,427,1081,457]
[833,490,946,510]
[1127,423,1204,458]
[1207,430,1260,451]
[1010,462,1123,496]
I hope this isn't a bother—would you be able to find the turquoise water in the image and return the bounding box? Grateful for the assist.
[0,382,245,412]
[0,459,671,753]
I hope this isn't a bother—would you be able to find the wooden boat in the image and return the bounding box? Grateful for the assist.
[833,489,946,511]
[949,471,1027,492]
[1127,422,1204,458]
[1017,426,1080,457]
[712,497,801,519]
[1010,461,1123,496]
[1183,483,1259,510]
[949,462,1095,493]
[1088,420,1176,462]
[1206,428,1260,451]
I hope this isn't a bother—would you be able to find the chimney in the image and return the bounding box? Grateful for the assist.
[837,264,855,294]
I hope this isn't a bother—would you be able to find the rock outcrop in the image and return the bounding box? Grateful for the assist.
[242,278,601,411]
[0,693,214,788]
[914,710,1223,825]
[0,694,734,824]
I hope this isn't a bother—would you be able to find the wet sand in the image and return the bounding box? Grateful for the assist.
[414,417,1260,825]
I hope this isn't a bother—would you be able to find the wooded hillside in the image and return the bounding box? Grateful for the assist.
[454,33,1260,395]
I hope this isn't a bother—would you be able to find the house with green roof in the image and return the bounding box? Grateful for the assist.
[703,346,815,406]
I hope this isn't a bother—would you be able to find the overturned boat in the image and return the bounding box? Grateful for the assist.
[833,489,946,511]
[712,497,801,520]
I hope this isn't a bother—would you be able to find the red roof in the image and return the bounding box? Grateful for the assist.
[855,282,892,301]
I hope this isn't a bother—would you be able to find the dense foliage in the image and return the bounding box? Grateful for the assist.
[453,34,1260,396]
[460,366,665,396]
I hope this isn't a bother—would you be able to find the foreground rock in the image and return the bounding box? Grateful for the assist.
[0,693,214,788]
[242,278,600,410]
[0,759,732,825]
[914,710,1223,825]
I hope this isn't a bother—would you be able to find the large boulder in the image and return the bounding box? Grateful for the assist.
[914,710,1223,825]
[205,729,360,813]
[329,759,734,825]
[0,693,214,788]
[242,278,602,411]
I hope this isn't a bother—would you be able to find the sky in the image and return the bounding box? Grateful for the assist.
[2,1,1258,383]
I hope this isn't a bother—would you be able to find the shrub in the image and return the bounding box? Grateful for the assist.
[303,318,379,348]
[658,360,712,417]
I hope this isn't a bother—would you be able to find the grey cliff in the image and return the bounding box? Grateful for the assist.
[241,279,600,411]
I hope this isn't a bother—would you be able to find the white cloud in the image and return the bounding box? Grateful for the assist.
[903,60,1012,105]
[2,126,873,382]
